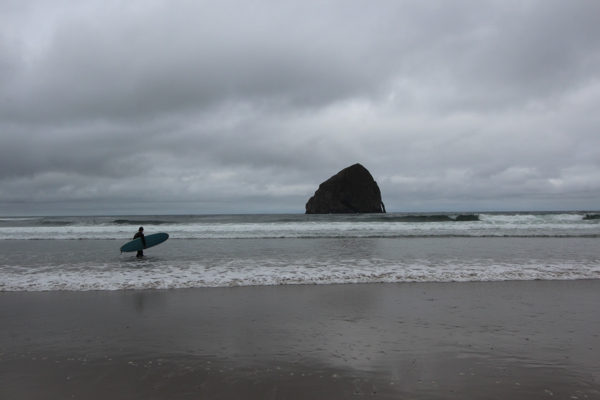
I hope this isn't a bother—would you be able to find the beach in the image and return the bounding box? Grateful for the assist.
[1,213,599,398]
[2,280,599,399]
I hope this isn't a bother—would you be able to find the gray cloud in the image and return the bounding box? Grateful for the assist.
[1,0,600,215]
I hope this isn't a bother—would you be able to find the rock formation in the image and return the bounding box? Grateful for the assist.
[305,164,386,214]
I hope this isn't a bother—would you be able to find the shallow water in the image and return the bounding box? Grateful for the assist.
[1,236,599,291]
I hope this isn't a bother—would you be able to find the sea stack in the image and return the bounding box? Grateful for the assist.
[305,164,386,214]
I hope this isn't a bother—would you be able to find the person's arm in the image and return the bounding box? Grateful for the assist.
[141,234,147,249]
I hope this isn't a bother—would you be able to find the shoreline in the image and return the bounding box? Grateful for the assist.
[2,280,599,399]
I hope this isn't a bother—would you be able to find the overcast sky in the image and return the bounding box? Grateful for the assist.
[1,0,600,215]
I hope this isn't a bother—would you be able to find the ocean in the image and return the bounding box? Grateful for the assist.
[1,212,599,291]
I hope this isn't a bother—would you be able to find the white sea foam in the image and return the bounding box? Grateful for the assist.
[1,213,598,292]
[0,213,598,240]
[2,259,599,291]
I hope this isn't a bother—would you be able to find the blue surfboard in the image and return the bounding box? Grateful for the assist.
[120,233,169,253]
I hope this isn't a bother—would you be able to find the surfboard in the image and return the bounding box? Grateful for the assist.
[120,233,169,253]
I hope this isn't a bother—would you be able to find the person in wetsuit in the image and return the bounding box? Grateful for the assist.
[134,227,147,258]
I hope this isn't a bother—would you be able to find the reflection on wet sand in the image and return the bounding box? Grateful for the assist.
[1,280,599,399]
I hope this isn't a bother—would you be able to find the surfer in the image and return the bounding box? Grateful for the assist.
[134,227,147,258]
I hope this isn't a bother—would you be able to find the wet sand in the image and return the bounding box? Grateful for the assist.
[1,280,599,399]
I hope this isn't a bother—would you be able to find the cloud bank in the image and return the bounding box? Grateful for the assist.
[1,0,600,215]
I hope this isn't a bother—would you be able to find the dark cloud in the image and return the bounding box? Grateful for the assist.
[1,0,600,215]
[2,1,399,124]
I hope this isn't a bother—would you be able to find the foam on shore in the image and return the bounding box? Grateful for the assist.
[2,257,599,291]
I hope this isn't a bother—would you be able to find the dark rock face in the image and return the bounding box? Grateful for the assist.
[305,164,386,214]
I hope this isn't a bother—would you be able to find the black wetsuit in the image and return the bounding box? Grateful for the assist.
[134,232,146,257]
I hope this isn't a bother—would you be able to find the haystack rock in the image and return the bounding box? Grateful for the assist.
[305,164,386,214]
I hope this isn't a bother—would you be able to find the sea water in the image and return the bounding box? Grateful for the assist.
[1,212,599,291]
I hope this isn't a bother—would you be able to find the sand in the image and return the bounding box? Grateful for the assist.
[1,280,599,399]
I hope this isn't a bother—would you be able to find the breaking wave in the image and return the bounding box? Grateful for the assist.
[2,258,599,291]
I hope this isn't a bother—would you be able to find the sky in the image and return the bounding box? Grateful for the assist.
[1,0,600,216]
